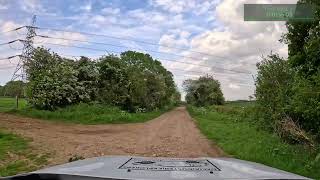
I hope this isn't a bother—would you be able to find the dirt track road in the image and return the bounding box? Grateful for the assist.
[0,107,224,165]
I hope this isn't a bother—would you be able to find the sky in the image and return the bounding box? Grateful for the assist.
[0,0,298,100]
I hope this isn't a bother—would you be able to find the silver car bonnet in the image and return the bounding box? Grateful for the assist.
[6,156,311,180]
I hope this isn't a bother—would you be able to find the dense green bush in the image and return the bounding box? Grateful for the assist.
[183,75,224,106]
[74,57,99,101]
[255,0,320,141]
[97,51,179,112]
[27,61,91,110]
[290,71,320,137]
[255,54,320,142]
[25,48,180,111]
[255,54,295,130]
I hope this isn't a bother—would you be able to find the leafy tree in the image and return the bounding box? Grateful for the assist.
[97,51,180,112]
[255,54,295,129]
[25,47,62,81]
[183,75,224,106]
[255,54,320,141]
[75,56,99,101]
[26,47,91,110]
[290,71,320,136]
[2,81,26,97]
[283,0,320,138]
[25,48,180,111]
[283,0,320,75]
[255,0,320,140]
[0,85,3,96]
[97,55,130,107]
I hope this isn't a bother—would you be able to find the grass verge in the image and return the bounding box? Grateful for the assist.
[0,97,171,124]
[187,104,320,179]
[0,97,27,112]
[13,103,168,124]
[0,130,48,177]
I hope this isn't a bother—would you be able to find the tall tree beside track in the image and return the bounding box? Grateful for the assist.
[255,0,320,141]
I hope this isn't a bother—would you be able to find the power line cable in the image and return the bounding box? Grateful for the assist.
[0,39,21,46]
[0,26,26,35]
[34,41,252,75]
[36,34,227,64]
[56,52,253,76]
[53,52,254,85]
[36,34,254,74]
[0,55,21,61]
[32,26,253,62]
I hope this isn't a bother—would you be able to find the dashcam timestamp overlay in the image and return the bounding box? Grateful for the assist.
[244,4,316,21]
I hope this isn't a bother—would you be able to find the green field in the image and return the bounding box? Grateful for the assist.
[0,130,48,177]
[0,97,168,124]
[0,97,27,112]
[188,103,320,179]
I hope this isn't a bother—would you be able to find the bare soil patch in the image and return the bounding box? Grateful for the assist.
[0,107,224,166]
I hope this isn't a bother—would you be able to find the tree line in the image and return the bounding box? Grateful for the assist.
[255,0,320,142]
[183,0,320,144]
[23,48,180,112]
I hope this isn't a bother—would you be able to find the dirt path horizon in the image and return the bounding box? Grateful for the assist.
[0,107,224,166]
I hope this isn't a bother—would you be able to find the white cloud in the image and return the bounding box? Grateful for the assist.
[1,21,21,33]
[0,4,8,10]
[149,0,220,14]
[79,2,92,13]
[127,9,168,24]
[101,7,120,15]
[20,0,46,13]
[163,0,297,100]
[159,30,190,53]
[228,83,240,89]
[0,21,24,41]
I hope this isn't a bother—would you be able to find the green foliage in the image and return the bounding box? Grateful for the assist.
[255,0,320,141]
[290,71,320,137]
[255,54,320,141]
[25,48,180,111]
[284,0,320,76]
[97,55,130,108]
[255,54,295,129]
[1,81,26,97]
[26,51,91,110]
[97,51,179,112]
[75,56,99,101]
[188,105,320,179]
[183,75,224,106]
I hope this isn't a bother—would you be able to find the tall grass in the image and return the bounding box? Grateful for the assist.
[0,97,27,112]
[188,104,320,179]
[12,103,169,124]
[0,97,171,124]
